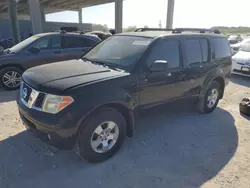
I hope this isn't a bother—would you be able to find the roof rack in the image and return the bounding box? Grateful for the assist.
[173,28,220,34]
[134,27,220,34]
[135,28,173,32]
[53,30,67,34]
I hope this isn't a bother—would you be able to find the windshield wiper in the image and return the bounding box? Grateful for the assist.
[82,57,123,72]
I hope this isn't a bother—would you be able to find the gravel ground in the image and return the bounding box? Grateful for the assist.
[0,75,249,188]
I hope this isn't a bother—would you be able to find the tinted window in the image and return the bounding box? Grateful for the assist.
[147,40,180,68]
[213,38,231,58]
[33,38,50,49]
[200,39,209,62]
[185,39,202,67]
[63,36,96,48]
[32,36,61,50]
[51,36,61,49]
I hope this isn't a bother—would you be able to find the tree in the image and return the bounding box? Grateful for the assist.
[124,25,137,32]
[92,24,109,32]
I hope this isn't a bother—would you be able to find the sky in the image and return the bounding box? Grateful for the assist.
[46,0,250,28]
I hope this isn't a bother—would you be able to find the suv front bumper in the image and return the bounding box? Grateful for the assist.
[17,99,78,149]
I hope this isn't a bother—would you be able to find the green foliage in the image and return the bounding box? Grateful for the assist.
[92,24,109,32]
[211,26,250,34]
[123,25,137,32]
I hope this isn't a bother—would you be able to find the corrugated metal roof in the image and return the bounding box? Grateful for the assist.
[0,0,115,14]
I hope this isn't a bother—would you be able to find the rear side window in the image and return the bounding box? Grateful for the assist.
[51,36,61,49]
[213,38,231,58]
[32,36,61,50]
[200,39,209,62]
[185,39,202,68]
[147,40,180,69]
[63,36,96,48]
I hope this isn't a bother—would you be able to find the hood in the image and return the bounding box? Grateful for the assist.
[233,51,250,62]
[22,60,129,93]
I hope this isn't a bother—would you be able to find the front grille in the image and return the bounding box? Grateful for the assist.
[20,81,47,110]
[22,82,32,103]
[34,93,46,108]
[233,69,250,75]
[237,62,244,65]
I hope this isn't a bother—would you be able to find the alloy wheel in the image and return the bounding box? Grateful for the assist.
[2,71,21,88]
[207,88,219,108]
[91,121,119,153]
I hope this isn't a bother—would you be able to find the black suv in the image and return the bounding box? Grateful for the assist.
[17,28,232,163]
[0,31,101,90]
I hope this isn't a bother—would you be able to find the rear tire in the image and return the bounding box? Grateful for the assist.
[198,81,221,114]
[76,107,127,163]
[0,67,22,90]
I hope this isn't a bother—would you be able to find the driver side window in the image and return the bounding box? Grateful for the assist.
[32,36,61,51]
[33,38,50,50]
[146,39,181,69]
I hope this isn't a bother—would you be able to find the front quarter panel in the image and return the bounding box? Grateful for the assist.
[66,74,139,127]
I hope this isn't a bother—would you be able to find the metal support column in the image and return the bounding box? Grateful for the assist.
[78,8,83,24]
[8,0,20,44]
[28,0,43,34]
[115,0,123,33]
[166,0,175,29]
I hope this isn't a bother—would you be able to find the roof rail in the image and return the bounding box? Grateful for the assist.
[134,27,220,34]
[135,28,173,32]
[173,28,220,34]
[53,30,67,34]
[60,30,67,34]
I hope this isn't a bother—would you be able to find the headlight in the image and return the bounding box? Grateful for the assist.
[42,94,74,114]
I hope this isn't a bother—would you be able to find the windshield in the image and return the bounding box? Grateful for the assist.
[83,36,153,70]
[229,35,238,40]
[240,44,250,52]
[9,36,40,53]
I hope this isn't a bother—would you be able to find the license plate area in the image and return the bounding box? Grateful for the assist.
[241,66,250,72]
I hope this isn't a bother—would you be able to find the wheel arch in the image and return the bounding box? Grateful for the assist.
[0,64,25,72]
[76,102,135,138]
[213,76,225,99]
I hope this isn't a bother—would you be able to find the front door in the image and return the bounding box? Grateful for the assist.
[139,39,187,107]
[21,35,64,69]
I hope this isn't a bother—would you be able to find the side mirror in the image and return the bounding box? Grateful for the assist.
[28,47,40,54]
[149,60,168,72]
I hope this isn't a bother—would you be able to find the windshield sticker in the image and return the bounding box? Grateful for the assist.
[133,40,151,46]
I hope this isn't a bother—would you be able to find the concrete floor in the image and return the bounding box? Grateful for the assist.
[0,75,249,188]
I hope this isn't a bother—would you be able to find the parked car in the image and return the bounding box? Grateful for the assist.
[88,31,112,41]
[0,31,101,90]
[17,28,232,163]
[232,44,250,77]
[228,35,243,44]
[231,37,250,55]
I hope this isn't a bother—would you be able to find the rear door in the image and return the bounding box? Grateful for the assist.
[182,38,208,97]
[61,36,97,60]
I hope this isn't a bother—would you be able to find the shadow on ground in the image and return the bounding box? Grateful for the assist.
[0,103,238,188]
[0,88,18,103]
[230,75,250,88]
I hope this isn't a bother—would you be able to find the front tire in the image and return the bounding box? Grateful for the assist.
[198,81,221,114]
[0,67,22,90]
[76,107,127,163]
